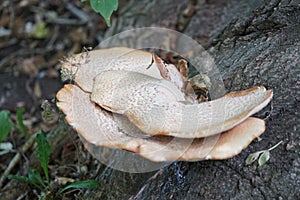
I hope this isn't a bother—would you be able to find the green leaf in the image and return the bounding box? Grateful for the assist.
[0,110,12,142]
[58,180,100,194]
[8,173,43,190]
[245,151,261,165]
[28,168,45,188]
[31,22,49,39]
[258,150,270,166]
[36,130,51,184]
[8,174,31,184]
[90,0,118,26]
[16,107,28,136]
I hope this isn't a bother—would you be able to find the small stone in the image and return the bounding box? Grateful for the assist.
[286,142,294,151]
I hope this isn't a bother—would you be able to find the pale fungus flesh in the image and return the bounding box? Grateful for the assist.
[91,70,272,138]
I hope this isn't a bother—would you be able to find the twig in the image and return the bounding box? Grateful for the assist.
[8,0,15,30]
[46,26,59,50]
[0,48,50,70]
[0,38,16,48]
[0,133,37,189]
[268,140,283,151]
[63,0,90,23]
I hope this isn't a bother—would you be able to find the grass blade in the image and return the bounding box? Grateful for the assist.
[36,130,51,184]
[0,110,12,142]
[16,107,29,137]
[58,180,99,194]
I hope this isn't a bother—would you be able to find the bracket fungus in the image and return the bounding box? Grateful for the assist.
[56,47,273,162]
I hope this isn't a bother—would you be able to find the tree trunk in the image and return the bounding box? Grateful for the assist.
[86,0,300,199]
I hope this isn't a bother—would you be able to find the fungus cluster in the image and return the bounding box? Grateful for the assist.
[56,47,272,162]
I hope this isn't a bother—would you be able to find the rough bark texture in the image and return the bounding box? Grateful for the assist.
[85,0,300,199]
